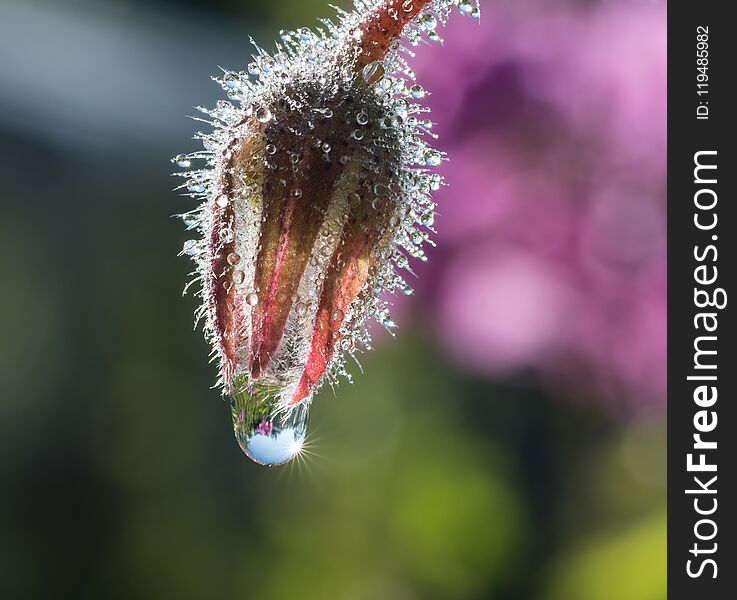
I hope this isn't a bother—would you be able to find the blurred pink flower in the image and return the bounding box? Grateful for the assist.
[409,1,666,413]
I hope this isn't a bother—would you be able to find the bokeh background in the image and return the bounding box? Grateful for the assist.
[0,0,666,599]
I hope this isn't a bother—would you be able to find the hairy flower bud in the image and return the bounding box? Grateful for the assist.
[175,0,479,465]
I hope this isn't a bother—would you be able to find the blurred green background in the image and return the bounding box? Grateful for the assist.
[0,1,665,599]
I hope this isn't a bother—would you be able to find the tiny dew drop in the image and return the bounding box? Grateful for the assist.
[356,111,369,125]
[420,13,437,30]
[246,292,259,306]
[457,0,474,15]
[362,61,385,85]
[348,192,362,208]
[265,143,277,155]
[187,180,205,194]
[232,270,245,285]
[174,154,191,169]
[216,195,229,208]
[223,72,240,89]
[256,107,272,123]
[409,84,426,99]
[182,239,199,256]
[227,252,241,265]
[424,150,442,166]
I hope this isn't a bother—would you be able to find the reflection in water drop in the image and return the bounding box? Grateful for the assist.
[230,381,310,466]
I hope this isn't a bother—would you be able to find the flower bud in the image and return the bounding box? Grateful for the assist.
[175,0,479,464]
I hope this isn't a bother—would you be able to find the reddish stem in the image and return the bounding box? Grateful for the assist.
[355,0,431,70]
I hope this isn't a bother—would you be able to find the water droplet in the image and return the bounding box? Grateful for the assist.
[227,252,241,265]
[247,62,260,76]
[230,388,309,466]
[423,149,442,166]
[291,188,303,198]
[174,154,191,169]
[457,0,474,15]
[246,292,259,306]
[256,107,272,123]
[420,211,435,226]
[471,7,481,19]
[187,180,206,194]
[420,13,437,30]
[232,270,245,285]
[265,143,277,155]
[216,195,229,208]
[321,143,331,153]
[356,111,369,125]
[223,72,240,89]
[219,227,234,243]
[352,129,365,141]
[409,84,426,99]
[348,192,361,208]
[182,239,199,256]
[340,155,351,165]
[362,61,385,85]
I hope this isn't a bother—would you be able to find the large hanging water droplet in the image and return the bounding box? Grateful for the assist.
[230,384,310,466]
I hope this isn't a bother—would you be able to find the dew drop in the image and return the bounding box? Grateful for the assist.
[219,227,234,243]
[420,13,438,30]
[227,252,241,265]
[409,84,426,99]
[230,388,309,467]
[174,154,191,169]
[352,129,365,141]
[232,270,245,285]
[182,239,199,256]
[348,192,361,208]
[256,107,272,123]
[216,195,229,208]
[321,143,331,153]
[291,188,303,199]
[457,0,474,15]
[362,61,385,85]
[356,111,369,125]
[187,180,206,194]
[265,143,277,155]
[246,292,259,306]
[423,149,442,166]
